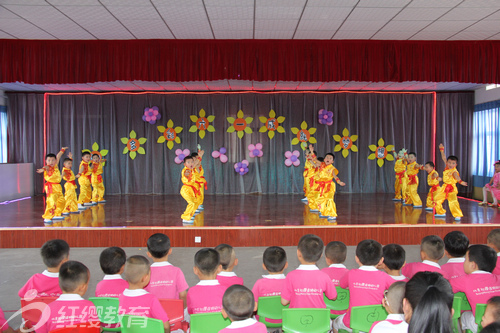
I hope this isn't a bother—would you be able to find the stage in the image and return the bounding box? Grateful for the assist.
[0,194,498,248]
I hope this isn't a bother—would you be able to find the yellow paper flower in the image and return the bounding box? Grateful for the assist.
[291,121,317,150]
[189,108,215,139]
[157,119,183,150]
[368,138,395,167]
[258,109,285,139]
[120,130,146,160]
[227,110,253,139]
[83,142,108,166]
[333,128,358,158]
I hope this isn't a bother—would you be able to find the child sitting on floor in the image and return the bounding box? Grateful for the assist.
[442,230,469,279]
[95,246,128,297]
[18,239,69,298]
[369,281,408,333]
[401,235,447,279]
[379,244,407,281]
[220,285,267,333]
[216,244,244,286]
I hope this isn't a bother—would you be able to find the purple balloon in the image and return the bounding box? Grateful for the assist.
[179,154,185,160]
[142,115,146,121]
[220,147,226,154]
[253,149,260,156]
[290,155,298,162]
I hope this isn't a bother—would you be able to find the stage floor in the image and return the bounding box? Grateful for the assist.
[0,193,499,228]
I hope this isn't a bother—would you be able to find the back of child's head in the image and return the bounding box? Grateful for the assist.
[486,296,500,324]
[147,233,171,258]
[325,241,347,264]
[487,229,500,251]
[421,235,444,260]
[99,247,126,275]
[215,244,235,270]
[356,239,383,265]
[222,285,255,321]
[195,248,220,275]
[123,255,150,284]
[59,261,89,293]
[468,245,497,273]
[41,239,70,268]
[263,246,287,273]
[443,231,469,257]
[298,234,324,263]
[383,244,406,270]
[481,322,500,333]
[386,281,406,314]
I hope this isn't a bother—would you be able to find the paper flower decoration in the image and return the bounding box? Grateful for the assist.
[212,147,228,163]
[121,130,147,160]
[234,160,249,175]
[333,128,359,158]
[285,150,301,167]
[157,120,183,150]
[175,149,191,164]
[227,110,253,139]
[189,109,215,139]
[291,121,317,150]
[84,142,108,166]
[143,106,161,124]
[368,138,395,167]
[248,143,263,158]
[259,109,285,139]
[318,109,333,126]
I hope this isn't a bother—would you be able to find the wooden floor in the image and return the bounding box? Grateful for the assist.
[0,194,499,248]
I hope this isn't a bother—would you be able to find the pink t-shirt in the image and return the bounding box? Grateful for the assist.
[145,262,189,299]
[18,270,62,298]
[493,255,500,275]
[401,261,447,279]
[339,266,395,327]
[187,280,228,314]
[0,307,8,332]
[281,265,337,309]
[442,258,466,279]
[321,264,349,286]
[451,271,500,315]
[218,318,267,333]
[369,313,408,333]
[118,289,169,323]
[36,294,100,333]
[217,272,244,287]
[252,274,286,299]
[95,275,129,297]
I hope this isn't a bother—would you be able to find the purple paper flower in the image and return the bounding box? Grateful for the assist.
[175,148,191,164]
[284,150,301,167]
[234,160,249,175]
[143,106,161,124]
[248,143,263,158]
[318,109,333,126]
[212,147,228,163]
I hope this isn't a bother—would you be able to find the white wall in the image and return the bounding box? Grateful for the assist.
[475,86,500,105]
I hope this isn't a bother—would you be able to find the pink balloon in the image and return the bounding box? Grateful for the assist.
[146,116,151,121]
[242,160,249,166]
[174,157,182,164]
[293,160,301,166]
[285,151,292,158]
[212,151,220,158]
[256,143,263,150]
[292,150,300,157]
[240,168,244,172]
[220,155,228,163]
[258,151,263,157]
[175,149,183,155]
[183,149,190,156]
[249,152,255,158]
[285,159,292,167]
[234,163,238,169]
[248,144,255,151]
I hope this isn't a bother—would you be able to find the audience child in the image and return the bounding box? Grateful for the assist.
[187,248,227,315]
[482,296,500,329]
[380,244,408,281]
[333,240,394,333]
[215,244,244,286]
[481,322,500,333]
[442,230,469,279]
[0,306,18,333]
[401,235,447,279]
[219,285,267,333]
[95,247,128,297]
[487,228,500,275]
[119,255,170,333]
[321,241,349,285]
[451,245,500,333]
[369,281,408,333]
[281,234,337,309]
[252,246,287,301]
[403,271,454,333]
[18,239,69,298]
[145,233,189,306]
[37,261,99,333]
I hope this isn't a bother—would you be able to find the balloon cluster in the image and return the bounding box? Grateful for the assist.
[175,149,191,164]
[212,147,228,163]
[248,143,263,158]
[143,106,161,124]
[284,150,301,167]
[318,109,333,126]
[234,160,249,175]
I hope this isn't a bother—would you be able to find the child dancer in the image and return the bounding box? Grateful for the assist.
[90,153,106,204]
[62,152,80,215]
[302,147,317,203]
[423,161,442,211]
[77,151,92,208]
[434,143,468,220]
[307,156,323,213]
[392,148,408,201]
[404,152,423,208]
[37,147,68,223]
[192,149,206,212]
[180,156,199,223]
[479,160,500,207]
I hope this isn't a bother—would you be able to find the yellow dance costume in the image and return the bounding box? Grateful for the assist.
[426,170,442,209]
[394,158,408,200]
[307,165,322,211]
[303,159,315,198]
[42,166,65,220]
[404,162,422,206]
[194,166,207,209]
[77,161,92,204]
[91,162,105,202]
[180,167,200,220]
[62,167,78,214]
[315,164,339,218]
[434,167,463,218]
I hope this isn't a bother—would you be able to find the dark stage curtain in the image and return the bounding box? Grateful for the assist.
[1,39,499,85]
[7,91,474,196]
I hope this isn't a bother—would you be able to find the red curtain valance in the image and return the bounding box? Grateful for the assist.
[1,39,499,85]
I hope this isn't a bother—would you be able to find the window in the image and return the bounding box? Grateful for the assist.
[0,105,6,163]
[472,102,500,183]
